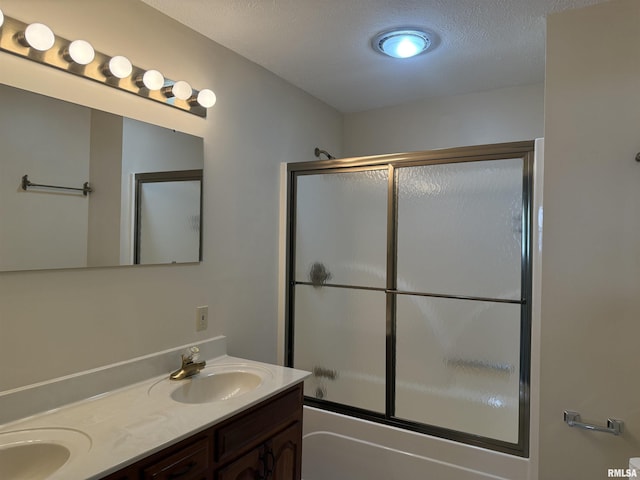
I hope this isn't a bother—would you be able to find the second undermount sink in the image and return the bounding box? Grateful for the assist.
[149,364,270,404]
[0,428,91,480]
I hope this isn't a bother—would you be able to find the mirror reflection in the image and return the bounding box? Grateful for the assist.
[0,83,204,272]
[134,170,203,265]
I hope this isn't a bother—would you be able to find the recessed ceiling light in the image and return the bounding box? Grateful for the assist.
[372,28,433,59]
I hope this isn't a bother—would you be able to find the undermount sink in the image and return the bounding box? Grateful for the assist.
[149,364,270,404]
[0,428,91,480]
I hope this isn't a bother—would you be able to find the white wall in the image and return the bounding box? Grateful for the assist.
[343,83,544,158]
[0,0,342,391]
[540,0,640,478]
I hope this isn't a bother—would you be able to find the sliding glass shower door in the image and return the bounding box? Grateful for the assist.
[287,142,533,456]
[394,159,524,444]
[293,169,388,413]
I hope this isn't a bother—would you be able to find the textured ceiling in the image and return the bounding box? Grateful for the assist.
[141,0,608,113]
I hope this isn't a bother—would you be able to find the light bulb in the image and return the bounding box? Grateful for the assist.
[394,38,421,58]
[373,29,433,59]
[107,55,132,79]
[23,23,55,51]
[141,70,164,90]
[65,40,95,65]
[171,80,192,100]
[197,89,217,108]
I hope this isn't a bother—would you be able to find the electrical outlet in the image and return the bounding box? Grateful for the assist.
[196,305,208,331]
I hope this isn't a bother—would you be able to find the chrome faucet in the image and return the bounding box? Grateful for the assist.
[170,347,206,380]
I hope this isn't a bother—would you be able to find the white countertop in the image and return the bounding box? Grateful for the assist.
[0,354,309,480]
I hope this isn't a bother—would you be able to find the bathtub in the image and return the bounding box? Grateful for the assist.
[302,406,533,480]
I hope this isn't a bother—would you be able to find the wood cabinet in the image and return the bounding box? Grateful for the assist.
[100,383,303,480]
[142,436,211,480]
[266,422,301,480]
[215,423,301,480]
[214,444,262,480]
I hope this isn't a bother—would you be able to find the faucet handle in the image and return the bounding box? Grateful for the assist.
[182,346,200,364]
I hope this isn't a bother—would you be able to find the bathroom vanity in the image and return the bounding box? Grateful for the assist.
[102,383,303,480]
[0,337,309,480]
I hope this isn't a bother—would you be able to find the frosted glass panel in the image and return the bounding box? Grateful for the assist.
[295,170,388,287]
[397,159,523,300]
[395,295,521,442]
[139,180,200,264]
[294,285,385,413]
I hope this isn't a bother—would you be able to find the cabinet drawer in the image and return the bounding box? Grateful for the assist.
[215,385,302,463]
[143,437,211,480]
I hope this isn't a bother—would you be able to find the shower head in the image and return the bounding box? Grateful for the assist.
[314,147,334,160]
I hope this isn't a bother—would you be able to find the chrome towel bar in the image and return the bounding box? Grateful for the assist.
[564,410,623,436]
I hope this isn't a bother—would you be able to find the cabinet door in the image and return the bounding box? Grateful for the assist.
[269,423,302,480]
[215,444,264,480]
[215,423,301,480]
[214,386,302,465]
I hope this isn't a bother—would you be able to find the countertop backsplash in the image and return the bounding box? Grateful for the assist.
[0,336,227,426]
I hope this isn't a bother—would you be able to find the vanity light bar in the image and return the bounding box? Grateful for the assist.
[0,12,215,117]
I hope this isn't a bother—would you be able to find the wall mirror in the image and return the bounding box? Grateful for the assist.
[0,83,204,272]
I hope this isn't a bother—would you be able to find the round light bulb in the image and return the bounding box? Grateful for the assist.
[24,23,55,51]
[171,80,192,100]
[394,38,421,58]
[197,89,217,108]
[142,70,164,90]
[67,40,95,65]
[107,55,132,79]
[373,29,433,59]
[0,9,4,28]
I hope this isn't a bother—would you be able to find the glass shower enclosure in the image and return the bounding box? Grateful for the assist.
[285,141,534,456]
